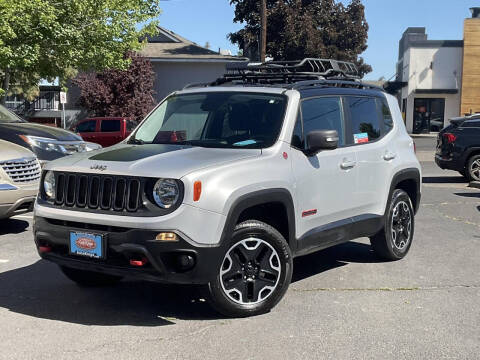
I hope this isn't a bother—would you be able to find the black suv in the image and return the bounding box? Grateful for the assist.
[435,114,480,181]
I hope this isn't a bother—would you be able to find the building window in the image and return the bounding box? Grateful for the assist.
[413,98,445,133]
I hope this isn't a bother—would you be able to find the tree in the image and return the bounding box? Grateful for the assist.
[0,0,161,101]
[229,0,372,77]
[73,54,156,122]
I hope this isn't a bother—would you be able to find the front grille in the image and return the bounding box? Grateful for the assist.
[0,157,41,183]
[54,172,142,212]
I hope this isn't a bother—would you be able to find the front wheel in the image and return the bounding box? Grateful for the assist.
[207,220,293,317]
[370,189,415,261]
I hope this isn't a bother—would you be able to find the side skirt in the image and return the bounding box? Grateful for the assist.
[294,214,384,258]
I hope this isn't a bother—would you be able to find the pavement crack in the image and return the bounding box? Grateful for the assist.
[291,284,480,292]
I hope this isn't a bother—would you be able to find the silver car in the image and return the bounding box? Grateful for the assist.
[0,140,40,219]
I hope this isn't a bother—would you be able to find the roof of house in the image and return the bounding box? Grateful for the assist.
[139,26,248,62]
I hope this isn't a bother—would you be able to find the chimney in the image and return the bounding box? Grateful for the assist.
[470,7,480,18]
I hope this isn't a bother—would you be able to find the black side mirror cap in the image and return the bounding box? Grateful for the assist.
[305,129,339,155]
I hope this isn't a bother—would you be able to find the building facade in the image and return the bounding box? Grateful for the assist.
[395,8,480,133]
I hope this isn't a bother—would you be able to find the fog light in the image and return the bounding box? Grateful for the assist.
[177,254,195,271]
[155,232,178,242]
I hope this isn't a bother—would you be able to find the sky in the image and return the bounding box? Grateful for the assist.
[157,0,479,80]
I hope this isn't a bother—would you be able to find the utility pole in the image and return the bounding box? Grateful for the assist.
[260,0,267,63]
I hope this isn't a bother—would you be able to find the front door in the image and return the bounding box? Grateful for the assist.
[291,96,358,251]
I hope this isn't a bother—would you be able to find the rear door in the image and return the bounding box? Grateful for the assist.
[291,96,359,249]
[345,95,395,217]
[97,119,123,147]
[75,119,98,143]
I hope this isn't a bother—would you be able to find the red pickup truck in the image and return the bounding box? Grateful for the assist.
[72,117,137,147]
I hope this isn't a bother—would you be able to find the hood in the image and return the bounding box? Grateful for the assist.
[44,143,261,178]
[0,139,36,161]
[0,122,82,141]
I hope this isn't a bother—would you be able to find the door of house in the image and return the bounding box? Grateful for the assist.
[413,98,445,133]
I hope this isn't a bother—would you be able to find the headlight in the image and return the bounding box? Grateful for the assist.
[43,171,56,199]
[19,135,89,154]
[152,179,179,209]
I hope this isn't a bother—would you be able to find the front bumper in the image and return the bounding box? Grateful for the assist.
[33,216,225,284]
[0,196,35,219]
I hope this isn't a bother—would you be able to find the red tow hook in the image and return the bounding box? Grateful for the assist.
[39,246,52,253]
[130,257,148,267]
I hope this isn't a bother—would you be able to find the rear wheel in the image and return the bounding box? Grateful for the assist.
[466,154,480,182]
[60,266,123,287]
[370,189,414,261]
[207,220,292,317]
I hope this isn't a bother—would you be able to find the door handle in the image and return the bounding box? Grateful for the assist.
[383,151,396,161]
[340,159,356,170]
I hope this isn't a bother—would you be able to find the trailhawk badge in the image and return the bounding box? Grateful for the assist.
[90,164,107,171]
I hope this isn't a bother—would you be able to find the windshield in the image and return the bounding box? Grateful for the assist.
[0,104,25,123]
[130,92,287,148]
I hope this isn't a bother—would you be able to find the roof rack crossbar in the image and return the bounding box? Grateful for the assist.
[288,79,383,92]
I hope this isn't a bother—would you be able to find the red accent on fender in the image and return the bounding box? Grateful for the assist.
[283,152,288,159]
[302,209,317,217]
[39,246,52,253]
[130,258,148,267]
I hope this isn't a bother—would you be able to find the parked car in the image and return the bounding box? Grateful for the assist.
[72,117,136,147]
[435,113,480,181]
[0,104,101,166]
[34,59,421,317]
[0,140,40,219]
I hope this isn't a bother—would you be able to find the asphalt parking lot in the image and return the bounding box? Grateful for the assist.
[0,136,479,359]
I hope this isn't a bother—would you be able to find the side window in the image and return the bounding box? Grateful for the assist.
[300,97,345,146]
[76,120,96,133]
[347,96,381,143]
[378,98,394,134]
[126,120,137,132]
[101,120,121,132]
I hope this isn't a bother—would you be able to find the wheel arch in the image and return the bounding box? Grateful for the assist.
[388,168,421,214]
[220,188,297,252]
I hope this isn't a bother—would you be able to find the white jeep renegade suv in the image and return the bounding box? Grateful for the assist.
[34,59,421,317]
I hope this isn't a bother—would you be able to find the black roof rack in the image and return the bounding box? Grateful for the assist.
[183,58,384,92]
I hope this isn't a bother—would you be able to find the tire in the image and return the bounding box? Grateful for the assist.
[370,189,415,261]
[60,266,123,287]
[466,154,480,182]
[207,220,293,317]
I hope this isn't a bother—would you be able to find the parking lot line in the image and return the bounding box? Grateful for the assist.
[0,259,9,263]
[12,214,33,220]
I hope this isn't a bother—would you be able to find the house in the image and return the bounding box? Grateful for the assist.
[139,26,248,102]
[393,8,480,133]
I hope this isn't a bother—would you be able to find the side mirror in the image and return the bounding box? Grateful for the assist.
[305,130,339,155]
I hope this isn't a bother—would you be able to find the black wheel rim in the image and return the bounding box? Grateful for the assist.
[470,159,480,181]
[220,238,281,305]
[390,201,412,250]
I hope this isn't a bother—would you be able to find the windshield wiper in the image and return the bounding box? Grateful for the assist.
[128,138,145,145]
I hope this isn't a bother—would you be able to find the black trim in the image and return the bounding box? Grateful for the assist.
[415,89,458,94]
[219,189,297,251]
[388,168,421,214]
[34,216,225,284]
[295,214,383,257]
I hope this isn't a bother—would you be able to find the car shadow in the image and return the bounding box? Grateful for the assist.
[0,241,379,325]
[0,218,30,235]
[454,192,480,199]
[422,176,466,184]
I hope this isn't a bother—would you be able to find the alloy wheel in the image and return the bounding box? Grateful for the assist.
[390,201,412,250]
[220,238,281,305]
[470,159,480,181]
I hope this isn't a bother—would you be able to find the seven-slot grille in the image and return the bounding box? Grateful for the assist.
[53,172,142,212]
[0,157,41,183]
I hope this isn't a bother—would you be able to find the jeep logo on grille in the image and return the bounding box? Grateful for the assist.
[90,164,107,171]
